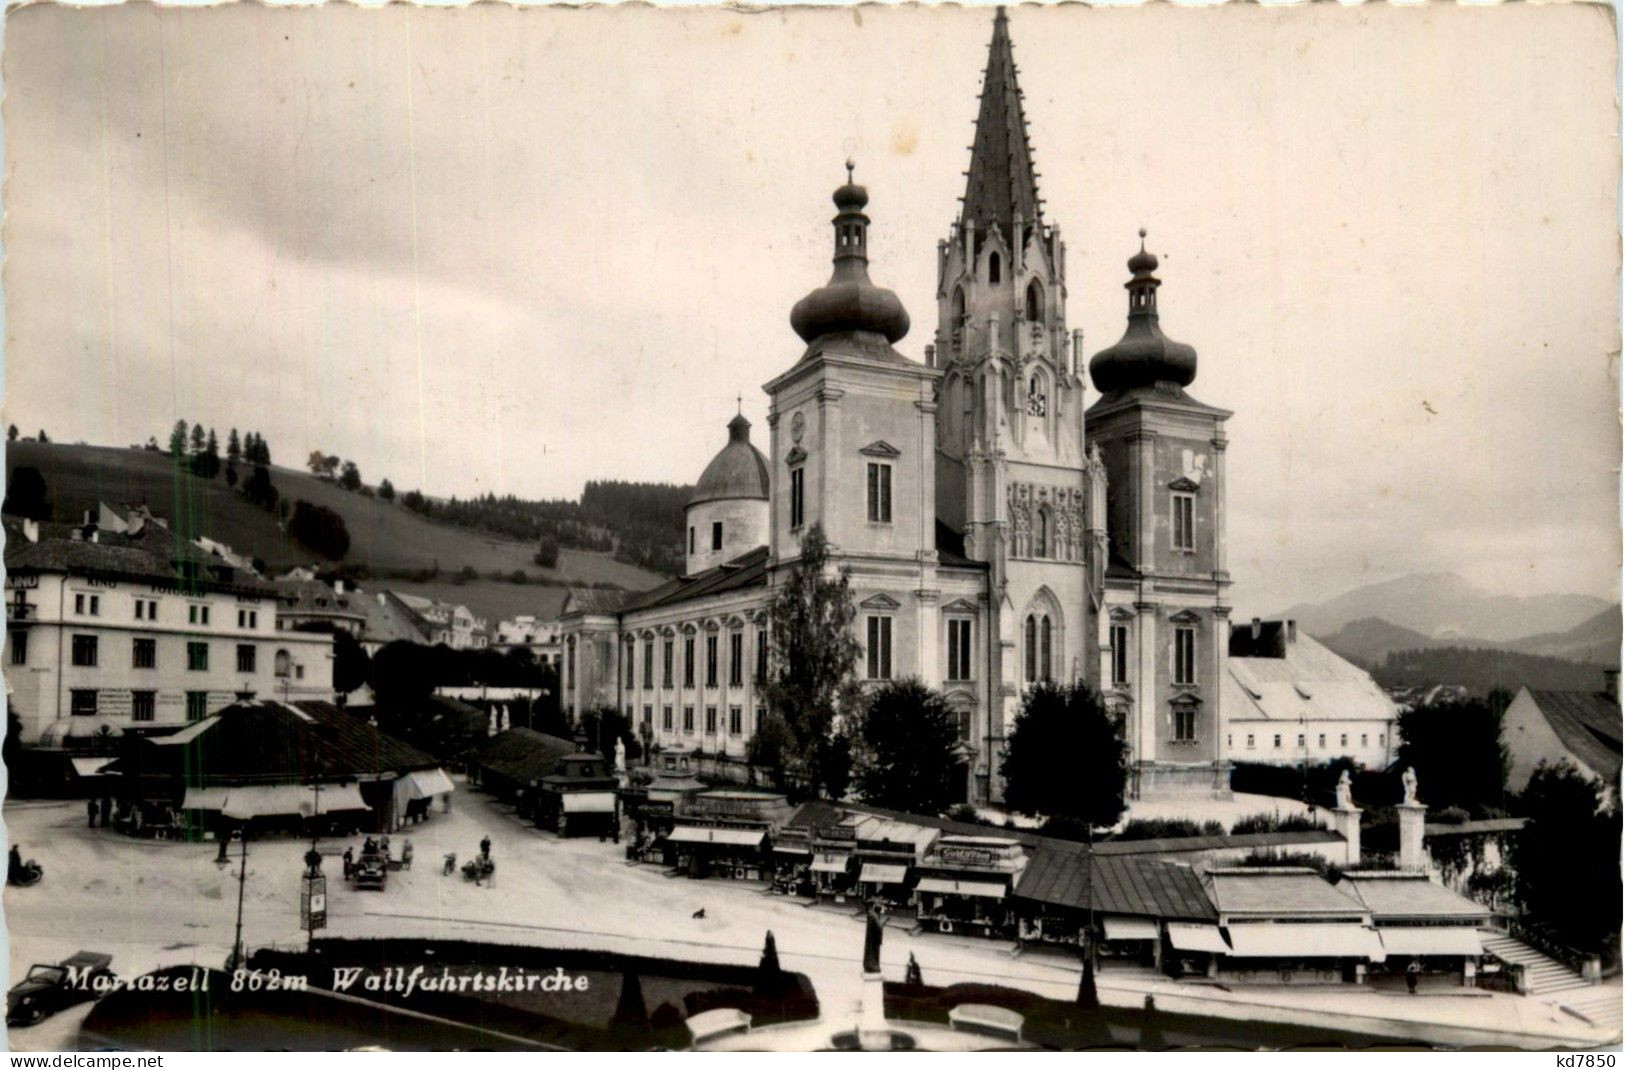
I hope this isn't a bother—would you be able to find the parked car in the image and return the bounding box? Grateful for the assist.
[7,951,114,1026]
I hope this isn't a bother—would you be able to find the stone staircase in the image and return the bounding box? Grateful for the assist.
[1481,933,1592,995]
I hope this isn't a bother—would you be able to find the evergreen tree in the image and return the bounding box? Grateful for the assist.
[225,457,239,488]
[1002,681,1129,827]
[168,420,189,459]
[226,428,241,463]
[853,678,964,815]
[6,425,16,442]
[763,524,862,799]
[202,428,221,478]
[36,429,48,444]
[189,423,206,456]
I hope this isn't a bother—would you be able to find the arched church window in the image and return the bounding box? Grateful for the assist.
[1024,615,1037,683]
[1025,279,1043,322]
[1027,375,1046,418]
[951,286,967,331]
[989,252,1002,285]
[1040,616,1053,681]
[1036,508,1051,559]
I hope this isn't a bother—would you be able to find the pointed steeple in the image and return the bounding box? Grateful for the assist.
[961,7,1042,240]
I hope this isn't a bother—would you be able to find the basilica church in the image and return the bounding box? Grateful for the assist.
[561,7,1233,803]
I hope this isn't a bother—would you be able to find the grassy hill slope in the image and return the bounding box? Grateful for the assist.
[8,442,666,600]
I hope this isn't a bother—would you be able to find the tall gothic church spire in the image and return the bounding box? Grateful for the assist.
[961,6,1042,239]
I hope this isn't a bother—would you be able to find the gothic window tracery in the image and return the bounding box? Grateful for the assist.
[1027,375,1046,417]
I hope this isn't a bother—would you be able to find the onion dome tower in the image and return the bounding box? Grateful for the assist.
[1089,230,1198,395]
[789,162,911,363]
[685,409,769,575]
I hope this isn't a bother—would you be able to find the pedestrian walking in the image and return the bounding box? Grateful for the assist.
[342,847,354,880]
[480,835,491,860]
[1405,959,1420,995]
[87,798,98,829]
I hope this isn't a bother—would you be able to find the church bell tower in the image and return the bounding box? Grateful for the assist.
[933,7,1108,801]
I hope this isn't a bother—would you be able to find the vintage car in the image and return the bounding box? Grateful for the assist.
[7,951,114,1026]
[354,854,388,890]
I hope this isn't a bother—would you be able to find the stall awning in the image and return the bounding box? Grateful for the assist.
[916,878,1006,899]
[562,792,618,815]
[859,863,909,885]
[406,768,456,799]
[1377,927,1484,958]
[1225,924,1386,961]
[772,844,811,857]
[181,786,231,812]
[811,853,851,874]
[1167,923,1230,954]
[70,757,117,778]
[221,783,317,820]
[1103,916,1160,941]
[667,825,766,847]
[185,783,367,818]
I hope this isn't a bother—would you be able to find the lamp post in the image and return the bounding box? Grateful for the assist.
[229,829,249,972]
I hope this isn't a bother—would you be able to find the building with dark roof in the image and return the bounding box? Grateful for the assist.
[560,6,1240,805]
[4,523,335,748]
[1504,678,1623,794]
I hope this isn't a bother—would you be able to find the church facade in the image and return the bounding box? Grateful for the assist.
[561,7,1231,803]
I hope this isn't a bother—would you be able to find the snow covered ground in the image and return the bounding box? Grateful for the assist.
[3,784,1611,1051]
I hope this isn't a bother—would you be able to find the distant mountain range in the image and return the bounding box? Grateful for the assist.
[1279,572,1614,644]
[1278,573,1620,684]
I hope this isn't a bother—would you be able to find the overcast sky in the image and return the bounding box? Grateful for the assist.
[3,1,1618,613]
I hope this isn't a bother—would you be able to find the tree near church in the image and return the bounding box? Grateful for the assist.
[1511,761,1622,954]
[1397,691,1510,815]
[1002,681,1129,828]
[852,678,964,815]
[761,523,863,799]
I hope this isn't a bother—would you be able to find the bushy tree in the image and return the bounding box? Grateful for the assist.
[763,524,862,799]
[340,460,362,492]
[307,450,328,477]
[1002,681,1128,827]
[7,425,17,442]
[243,464,279,510]
[1512,761,1622,954]
[853,678,964,815]
[3,466,51,521]
[1397,691,1510,815]
[534,537,560,569]
[287,499,351,559]
[378,478,395,502]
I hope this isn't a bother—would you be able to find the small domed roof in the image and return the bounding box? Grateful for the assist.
[689,413,769,507]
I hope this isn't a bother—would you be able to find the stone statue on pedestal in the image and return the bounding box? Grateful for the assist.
[1334,770,1354,810]
[1401,766,1418,805]
[614,737,628,773]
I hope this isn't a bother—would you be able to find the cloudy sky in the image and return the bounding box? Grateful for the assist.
[3,1,1618,613]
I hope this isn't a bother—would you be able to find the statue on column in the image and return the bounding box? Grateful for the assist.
[614,736,628,774]
[1401,766,1419,805]
[1334,769,1354,810]
[862,904,887,974]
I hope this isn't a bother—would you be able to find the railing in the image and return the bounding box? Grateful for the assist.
[7,602,36,621]
[1505,916,1602,982]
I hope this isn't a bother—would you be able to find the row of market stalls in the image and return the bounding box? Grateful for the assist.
[109,700,456,837]
[468,728,621,839]
[621,792,1494,988]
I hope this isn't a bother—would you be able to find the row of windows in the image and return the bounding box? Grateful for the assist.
[70,689,213,722]
[1108,623,1199,686]
[629,629,769,691]
[1233,731,1386,751]
[787,462,894,530]
[688,521,725,555]
[64,592,261,629]
[651,703,758,736]
[46,634,298,677]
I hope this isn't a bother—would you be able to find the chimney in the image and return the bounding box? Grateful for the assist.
[1287,620,1298,644]
[335,579,346,596]
[924,343,936,368]
[1605,669,1619,703]
[1251,617,1262,641]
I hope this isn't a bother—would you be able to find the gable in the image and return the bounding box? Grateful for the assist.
[859,440,902,458]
